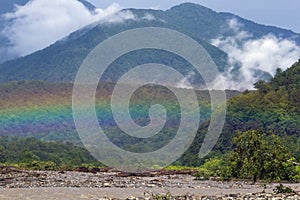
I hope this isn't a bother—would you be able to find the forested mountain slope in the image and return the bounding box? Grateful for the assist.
[181,60,300,165]
[0,3,299,85]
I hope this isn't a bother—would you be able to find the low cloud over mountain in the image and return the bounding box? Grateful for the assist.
[1,3,300,91]
[0,0,134,59]
[211,19,300,90]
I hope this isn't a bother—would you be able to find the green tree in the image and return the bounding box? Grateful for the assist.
[254,80,271,94]
[0,145,5,163]
[230,130,296,182]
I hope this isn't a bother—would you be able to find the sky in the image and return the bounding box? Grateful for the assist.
[89,0,300,33]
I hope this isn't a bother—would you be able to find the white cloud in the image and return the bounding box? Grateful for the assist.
[176,71,194,89]
[1,0,135,57]
[211,19,300,90]
[142,13,156,21]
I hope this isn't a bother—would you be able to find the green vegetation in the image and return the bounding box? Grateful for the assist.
[193,157,231,180]
[181,60,300,183]
[274,184,295,194]
[1,129,297,183]
[0,80,239,153]
[0,136,103,170]
[224,61,300,159]
[193,130,299,183]
[230,130,298,182]
[179,60,300,166]
[163,165,199,171]
[0,57,299,185]
[152,192,172,200]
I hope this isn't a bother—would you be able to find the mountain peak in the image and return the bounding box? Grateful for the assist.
[0,1,299,89]
[78,0,96,11]
[169,2,215,13]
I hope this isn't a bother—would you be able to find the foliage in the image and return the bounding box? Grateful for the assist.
[0,136,103,170]
[193,156,232,180]
[179,60,300,167]
[274,184,295,194]
[195,158,222,180]
[19,161,59,171]
[0,80,239,154]
[193,169,210,180]
[152,191,172,200]
[230,130,297,182]
[0,58,299,178]
[294,166,300,182]
[163,165,198,171]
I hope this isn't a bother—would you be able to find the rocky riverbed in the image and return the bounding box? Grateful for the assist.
[0,167,299,199]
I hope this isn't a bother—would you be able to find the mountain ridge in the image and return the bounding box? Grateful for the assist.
[180,59,300,165]
[0,2,299,88]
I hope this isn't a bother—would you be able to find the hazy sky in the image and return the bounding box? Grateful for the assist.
[89,0,300,33]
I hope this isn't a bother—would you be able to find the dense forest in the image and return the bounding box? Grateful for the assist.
[180,59,300,166]
[0,136,102,170]
[0,60,299,182]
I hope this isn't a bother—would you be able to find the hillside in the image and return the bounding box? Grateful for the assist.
[0,80,240,144]
[181,60,300,166]
[164,3,299,42]
[0,61,299,166]
[0,3,299,85]
[0,18,228,85]
[0,60,299,165]
[0,137,101,169]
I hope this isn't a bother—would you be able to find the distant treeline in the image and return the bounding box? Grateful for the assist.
[0,136,103,170]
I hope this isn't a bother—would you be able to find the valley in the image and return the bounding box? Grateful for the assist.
[0,1,299,199]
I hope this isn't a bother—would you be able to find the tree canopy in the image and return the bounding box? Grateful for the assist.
[230,130,298,182]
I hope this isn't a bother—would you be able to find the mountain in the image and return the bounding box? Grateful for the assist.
[0,80,240,151]
[180,59,300,166]
[0,9,229,85]
[0,3,299,85]
[77,0,96,11]
[1,59,299,165]
[0,0,96,64]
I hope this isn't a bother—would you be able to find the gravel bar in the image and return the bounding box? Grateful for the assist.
[0,167,299,199]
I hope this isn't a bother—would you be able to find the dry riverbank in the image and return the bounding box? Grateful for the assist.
[0,167,299,199]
